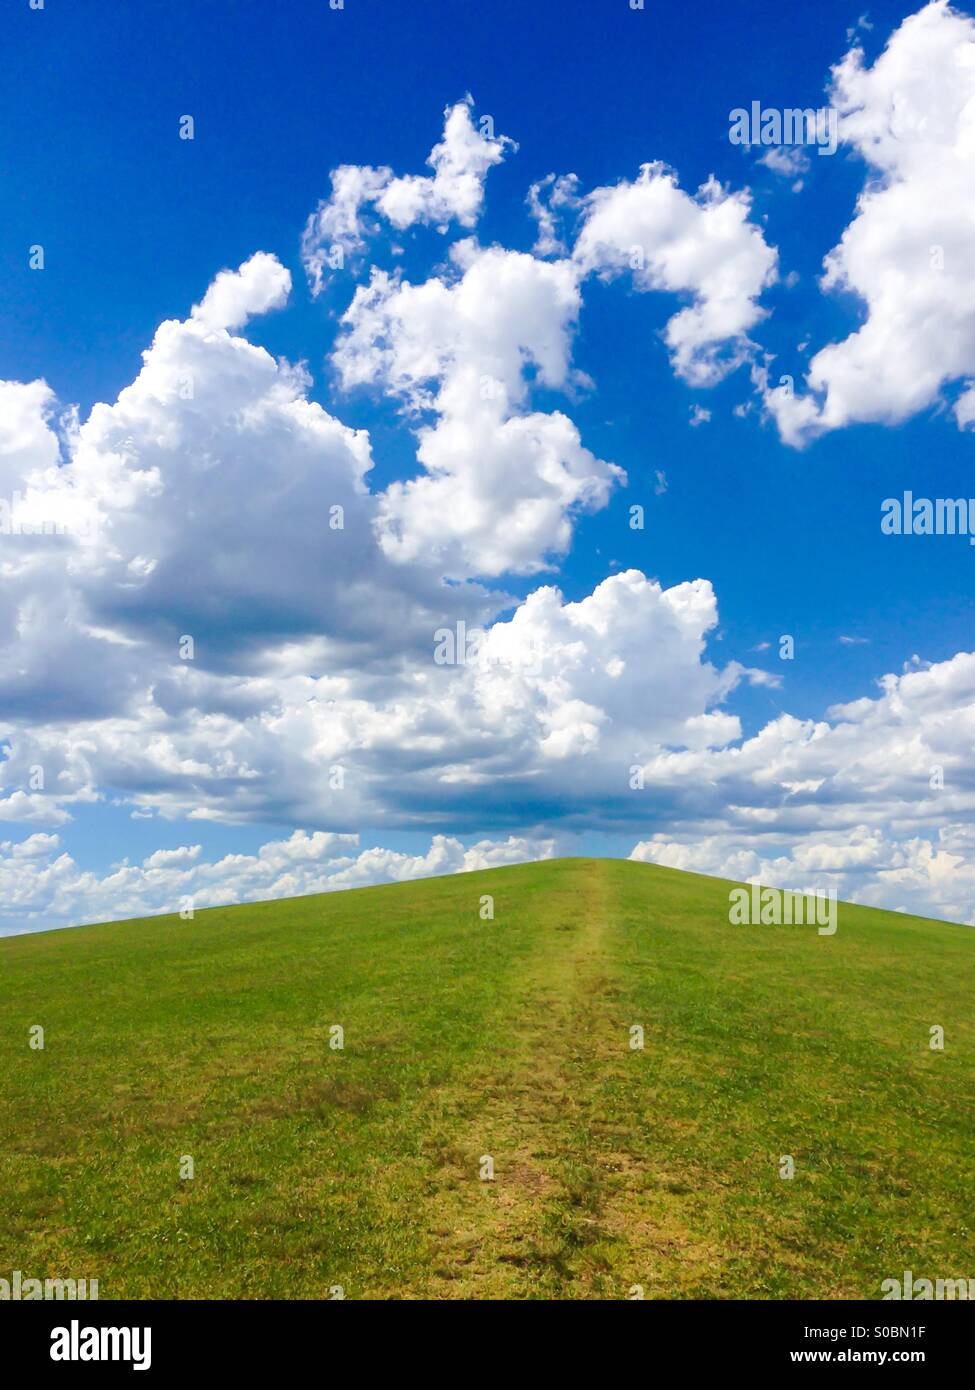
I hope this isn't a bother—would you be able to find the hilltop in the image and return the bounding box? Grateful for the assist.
[0,857,971,1299]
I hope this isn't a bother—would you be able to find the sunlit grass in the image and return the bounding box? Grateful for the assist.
[1,858,971,1298]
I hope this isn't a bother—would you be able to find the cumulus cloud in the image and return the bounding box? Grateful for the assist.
[190,252,292,332]
[527,160,779,388]
[0,248,757,843]
[527,173,580,257]
[142,844,202,869]
[318,125,778,575]
[1,255,498,683]
[56,575,738,828]
[764,1,975,445]
[301,96,514,294]
[0,380,61,491]
[631,825,975,927]
[333,242,624,576]
[630,648,975,924]
[572,163,778,386]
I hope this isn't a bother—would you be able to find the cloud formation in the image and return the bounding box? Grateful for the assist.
[764,1,975,445]
[301,97,514,294]
[631,649,975,924]
[335,241,623,576]
[572,164,778,385]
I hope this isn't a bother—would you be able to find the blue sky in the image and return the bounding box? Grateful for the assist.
[3,0,975,930]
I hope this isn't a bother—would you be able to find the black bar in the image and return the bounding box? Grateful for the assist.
[2,1298,969,1373]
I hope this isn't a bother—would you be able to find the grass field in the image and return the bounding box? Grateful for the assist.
[1,857,972,1300]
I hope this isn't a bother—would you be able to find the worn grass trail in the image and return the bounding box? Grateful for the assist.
[407,858,627,1298]
[1,858,972,1298]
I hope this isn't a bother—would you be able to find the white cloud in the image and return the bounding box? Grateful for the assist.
[3,255,496,678]
[190,252,292,332]
[847,12,875,43]
[758,145,809,187]
[0,252,749,840]
[631,825,975,927]
[376,99,515,229]
[0,380,61,493]
[629,647,975,924]
[318,138,779,576]
[573,163,778,386]
[334,243,623,576]
[0,520,755,837]
[954,380,975,427]
[527,173,580,257]
[301,96,514,294]
[764,1,975,445]
[142,844,202,869]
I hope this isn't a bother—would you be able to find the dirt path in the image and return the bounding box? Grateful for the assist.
[410,859,646,1298]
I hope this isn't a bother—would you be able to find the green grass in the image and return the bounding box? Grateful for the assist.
[1,857,972,1299]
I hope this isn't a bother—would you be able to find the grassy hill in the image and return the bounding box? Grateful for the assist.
[1,857,972,1300]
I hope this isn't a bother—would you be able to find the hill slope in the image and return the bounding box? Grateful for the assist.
[1,857,972,1299]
